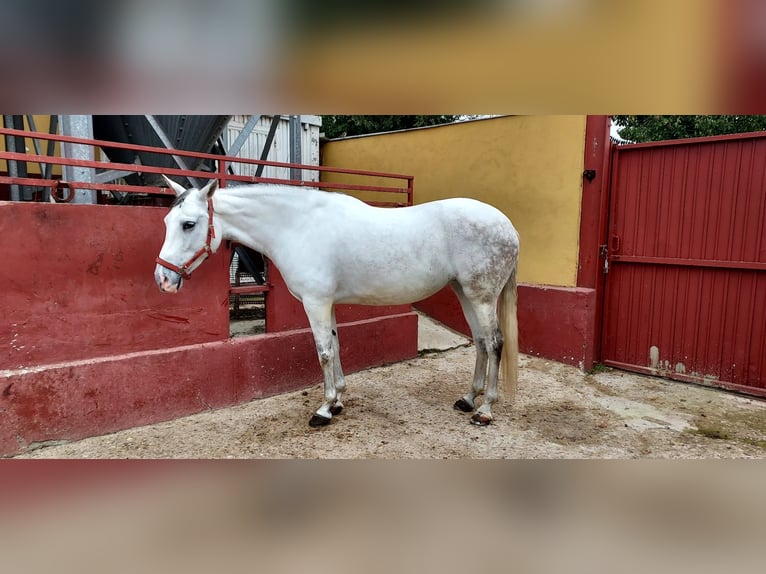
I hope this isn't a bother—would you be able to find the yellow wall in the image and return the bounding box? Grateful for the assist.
[321,116,587,287]
[1,115,63,176]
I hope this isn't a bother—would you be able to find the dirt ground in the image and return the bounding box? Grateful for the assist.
[17,313,766,459]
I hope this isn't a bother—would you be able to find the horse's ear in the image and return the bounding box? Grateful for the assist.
[162,175,187,197]
[201,179,219,200]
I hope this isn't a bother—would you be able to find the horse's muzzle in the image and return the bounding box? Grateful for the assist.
[155,265,182,293]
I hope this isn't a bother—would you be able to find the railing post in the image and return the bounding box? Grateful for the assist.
[2,116,21,201]
[58,115,97,204]
[289,115,302,181]
[218,154,227,188]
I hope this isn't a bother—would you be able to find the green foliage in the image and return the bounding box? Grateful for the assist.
[612,115,766,143]
[322,115,461,139]
[588,363,610,375]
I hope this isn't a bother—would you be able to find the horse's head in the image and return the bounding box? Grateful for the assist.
[154,175,220,293]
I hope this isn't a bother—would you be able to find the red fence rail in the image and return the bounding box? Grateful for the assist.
[1,125,415,299]
[0,126,415,207]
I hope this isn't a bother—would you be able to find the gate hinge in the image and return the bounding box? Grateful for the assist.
[599,244,609,274]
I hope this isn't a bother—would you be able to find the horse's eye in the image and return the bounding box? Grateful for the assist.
[182,221,196,231]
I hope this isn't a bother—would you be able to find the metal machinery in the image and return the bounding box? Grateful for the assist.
[0,115,413,333]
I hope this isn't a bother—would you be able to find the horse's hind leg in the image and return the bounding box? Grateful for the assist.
[454,349,488,414]
[470,301,503,426]
[303,300,339,427]
[452,284,503,425]
[451,283,488,414]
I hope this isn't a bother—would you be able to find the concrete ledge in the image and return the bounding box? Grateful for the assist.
[414,284,596,370]
[0,312,418,457]
[517,284,596,370]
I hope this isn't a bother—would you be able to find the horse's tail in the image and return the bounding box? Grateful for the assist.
[498,262,519,401]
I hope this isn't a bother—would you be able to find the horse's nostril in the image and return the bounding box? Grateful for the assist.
[158,274,179,293]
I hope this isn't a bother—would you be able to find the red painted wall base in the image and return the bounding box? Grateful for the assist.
[414,284,597,371]
[0,312,418,457]
[0,201,420,457]
[265,263,413,332]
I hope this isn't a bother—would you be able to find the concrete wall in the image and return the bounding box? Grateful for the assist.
[321,116,609,370]
[321,115,588,287]
[0,201,417,456]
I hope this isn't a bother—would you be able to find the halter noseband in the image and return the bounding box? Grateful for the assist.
[156,198,216,280]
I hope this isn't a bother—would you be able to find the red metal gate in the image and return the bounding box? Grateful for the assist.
[602,133,766,397]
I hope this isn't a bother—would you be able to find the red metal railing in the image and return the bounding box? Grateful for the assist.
[1,125,415,298]
[0,126,415,207]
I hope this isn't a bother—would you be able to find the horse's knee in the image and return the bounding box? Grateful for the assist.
[480,330,503,359]
[489,329,503,359]
[316,344,332,367]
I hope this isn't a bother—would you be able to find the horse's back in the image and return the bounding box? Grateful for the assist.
[329,195,517,260]
[323,195,518,304]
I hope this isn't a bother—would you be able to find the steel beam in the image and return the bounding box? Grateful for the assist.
[11,116,32,200]
[144,115,202,188]
[24,115,59,201]
[289,115,302,181]
[225,115,260,159]
[95,169,140,184]
[2,116,21,201]
[255,115,281,178]
[24,115,48,176]
[58,115,97,204]
[199,115,261,180]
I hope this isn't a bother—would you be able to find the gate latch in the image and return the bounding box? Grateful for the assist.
[599,244,609,274]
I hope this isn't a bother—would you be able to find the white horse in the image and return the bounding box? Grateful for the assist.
[154,176,520,427]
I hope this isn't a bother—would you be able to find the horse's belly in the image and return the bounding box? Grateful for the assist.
[334,270,450,306]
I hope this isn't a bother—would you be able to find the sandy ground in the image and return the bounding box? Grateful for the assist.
[16,315,766,459]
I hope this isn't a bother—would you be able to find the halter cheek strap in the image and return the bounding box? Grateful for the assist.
[156,198,216,280]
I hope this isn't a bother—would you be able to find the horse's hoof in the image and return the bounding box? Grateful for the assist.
[330,404,344,416]
[309,414,332,428]
[470,413,492,426]
[454,398,473,413]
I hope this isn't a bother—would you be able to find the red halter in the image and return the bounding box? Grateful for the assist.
[156,198,216,280]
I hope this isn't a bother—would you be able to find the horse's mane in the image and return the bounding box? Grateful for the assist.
[171,190,192,208]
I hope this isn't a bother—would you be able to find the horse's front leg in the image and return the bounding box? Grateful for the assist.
[329,308,345,416]
[304,300,339,427]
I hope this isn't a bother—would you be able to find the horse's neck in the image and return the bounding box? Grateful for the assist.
[213,185,311,258]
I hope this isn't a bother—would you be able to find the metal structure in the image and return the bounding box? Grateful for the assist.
[0,123,415,317]
[222,115,321,182]
[2,116,24,200]
[0,123,412,205]
[2,115,324,199]
[91,115,232,189]
[59,115,97,203]
[289,114,302,180]
[602,132,766,397]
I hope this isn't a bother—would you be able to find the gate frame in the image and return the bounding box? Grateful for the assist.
[598,128,766,397]
[576,115,614,371]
